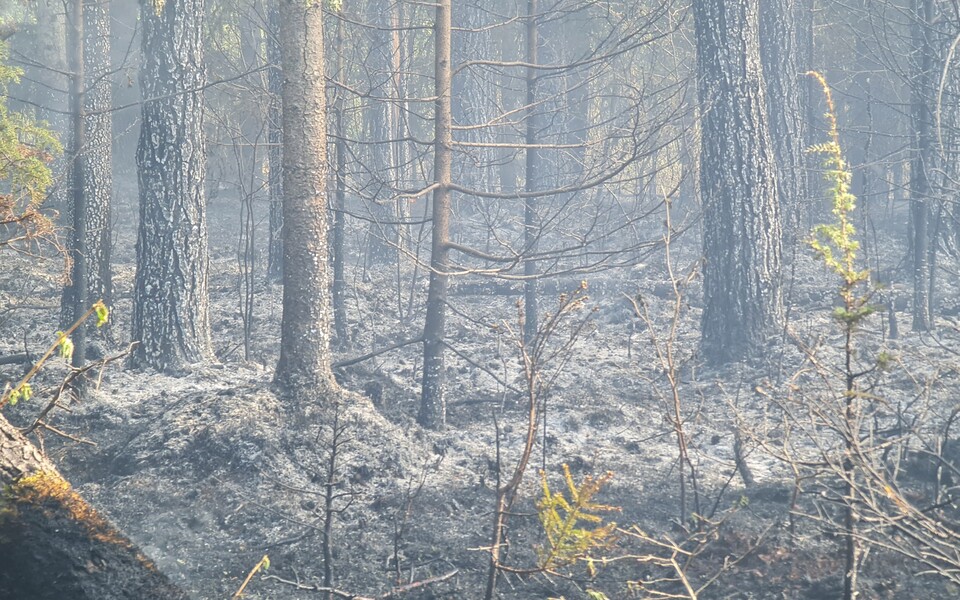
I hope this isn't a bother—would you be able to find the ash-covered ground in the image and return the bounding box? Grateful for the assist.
[1,192,958,599]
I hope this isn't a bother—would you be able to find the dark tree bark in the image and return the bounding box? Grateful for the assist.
[759,0,806,240]
[62,0,88,366]
[419,0,453,429]
[131,0,213,372]
[274,0,338,398]
[266,0,284,283]
[694,0,783,364]
[910,0,936,331]
[82,0,113,315]
[0,413,190,600]
[62,0,113,365]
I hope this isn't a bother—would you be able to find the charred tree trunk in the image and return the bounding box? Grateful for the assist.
[759,0,805,242]
[0,413,190,600]
[695,0,783,364]
[794,0,819,229]
[82,0,113,321]
[62,0,88,367]
[266,1,284,283]
[274,0,338,398]
[132,0,212,372]
[419,0,453,429]
[62,0,113,365]
[910,0,936,331]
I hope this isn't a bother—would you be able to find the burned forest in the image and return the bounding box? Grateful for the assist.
[2,0,960,598]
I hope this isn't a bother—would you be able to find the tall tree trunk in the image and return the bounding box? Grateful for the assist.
[62,0,88,367]
[274,0,338,399]
[941,24,960,265]
[266,0,284,282]
[332,7,349,347]
[83,0,113,317]
[910,0,936,331]
[796,0,818,228]
[523,0,540,345]
[759,0,805,243]
[132,0,213,372]
[62,0,113,364]
[0,413,190,600]
[419,0,453,429]
[694,0,783,364]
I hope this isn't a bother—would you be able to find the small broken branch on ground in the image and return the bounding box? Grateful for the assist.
[261,569,459,599]
[332,336,423,370]
[22,342,137,436]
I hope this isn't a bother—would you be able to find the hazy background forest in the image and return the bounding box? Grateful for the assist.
[0,0,958,598]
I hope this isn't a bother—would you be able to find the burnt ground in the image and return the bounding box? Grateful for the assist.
[1,191,959,599]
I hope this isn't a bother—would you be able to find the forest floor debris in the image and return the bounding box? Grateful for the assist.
[1,196,957,599]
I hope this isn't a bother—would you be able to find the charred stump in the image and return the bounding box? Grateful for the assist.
[0,413,190,600]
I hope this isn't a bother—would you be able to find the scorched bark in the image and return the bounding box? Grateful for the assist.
[419,0,453,429]
[274,0,338,398]
[694,0,783,364]
[131,0,213,372]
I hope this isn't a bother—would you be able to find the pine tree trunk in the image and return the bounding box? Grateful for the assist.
[759,0,805,242]
[795,0,820,227]
[0,413,190,600]
[83,0,113,315]
[695,0,783,364]
[332,8,349,347]
[910,0,936,331]
[266,0,284,283]
[419,0,453,429]
[274,0,338,398]
[62,0,88,366]
[131,0,213,372]
[61,0,113,362]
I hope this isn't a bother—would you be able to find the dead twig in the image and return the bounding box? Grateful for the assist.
[35,421,95,446]
[332,337,423,370]
[1,300,107,408]
[261,569,459,599]
[21,342,137,436]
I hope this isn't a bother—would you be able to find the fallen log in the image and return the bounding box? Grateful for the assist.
[0,412,191,600]
[0,353,29,366]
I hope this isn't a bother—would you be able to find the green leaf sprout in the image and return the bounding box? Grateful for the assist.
[94,301,109,327]
[56,332,74,361]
